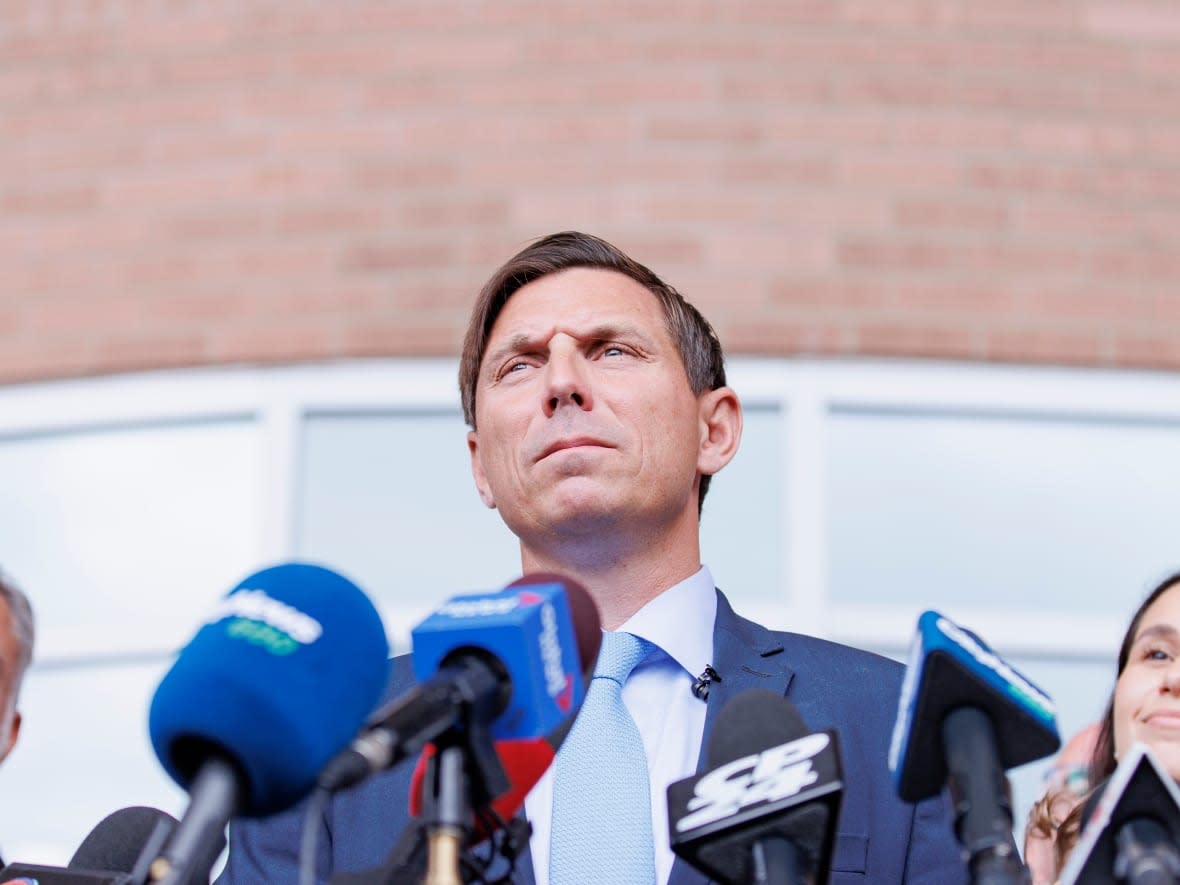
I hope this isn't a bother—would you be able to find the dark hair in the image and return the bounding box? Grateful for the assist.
[0,570,35,705]
[1089,570,1180,785]
[457,231,728,512]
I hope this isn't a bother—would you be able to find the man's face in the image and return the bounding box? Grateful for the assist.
[0,597,23,765]
[467,268,718,546]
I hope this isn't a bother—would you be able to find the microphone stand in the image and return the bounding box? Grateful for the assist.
[942,707,1026,885]
[420,710,510,885]
[1114,819,1180,885]
[423,747,469,885]
[750,835,803,885]
[150,758,240,885]
[329,687,520,885]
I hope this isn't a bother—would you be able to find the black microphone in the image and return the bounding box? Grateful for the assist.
[1059,742,1180,885]
[0,865,133,885]
[0,806,195,885]
[667,689,843,885]
[691,665,721,701]
[889,611,1059,884]
[69,807,180,879]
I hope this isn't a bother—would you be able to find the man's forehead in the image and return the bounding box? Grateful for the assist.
[488,270,663,339]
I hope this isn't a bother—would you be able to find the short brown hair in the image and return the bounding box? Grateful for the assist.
[458,231,728,511]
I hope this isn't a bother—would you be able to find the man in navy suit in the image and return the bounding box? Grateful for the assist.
[220,231,967,884]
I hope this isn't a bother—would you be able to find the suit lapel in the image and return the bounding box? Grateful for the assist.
[666,590,795,885]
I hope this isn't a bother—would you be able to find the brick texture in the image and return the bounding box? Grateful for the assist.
[2,0,1180,383]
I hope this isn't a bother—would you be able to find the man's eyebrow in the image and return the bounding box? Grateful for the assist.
[483,323,656,368]
[584,322,651,343]
[482,334,537,371]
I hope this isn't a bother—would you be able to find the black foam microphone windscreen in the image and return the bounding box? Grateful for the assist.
[69,806,179,874]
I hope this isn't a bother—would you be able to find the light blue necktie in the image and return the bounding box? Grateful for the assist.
[550,630,657,885]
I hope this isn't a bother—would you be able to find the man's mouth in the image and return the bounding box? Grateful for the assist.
[537,438,610,461]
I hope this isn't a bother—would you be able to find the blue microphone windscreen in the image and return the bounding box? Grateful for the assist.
[411,580,586,742]
[149,562,390,816]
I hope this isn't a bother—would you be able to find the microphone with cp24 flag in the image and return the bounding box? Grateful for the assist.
[667,689,842,885]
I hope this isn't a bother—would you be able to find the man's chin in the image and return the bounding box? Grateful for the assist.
[508,492,624,541]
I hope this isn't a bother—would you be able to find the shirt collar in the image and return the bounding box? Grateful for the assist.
[617,565,717,679]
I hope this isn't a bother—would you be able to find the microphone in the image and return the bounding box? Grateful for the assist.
[147,562,390,885]
[322,573,601,885]
[667,689,843,885]
[0,866,134,885]
[691,665,721,701]
[888,610,1060,883]
[70,807,181,880]
[1059,741,1180,885]
[0,807,187,885]
[318,573,601,793]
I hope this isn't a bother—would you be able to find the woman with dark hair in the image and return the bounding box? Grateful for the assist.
[1088,571,1180,786]
[1031,570,1180,881]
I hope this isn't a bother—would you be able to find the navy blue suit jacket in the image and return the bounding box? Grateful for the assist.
[219,590,967,884]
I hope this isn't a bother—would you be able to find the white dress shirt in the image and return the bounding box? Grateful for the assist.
[526,566,718,885]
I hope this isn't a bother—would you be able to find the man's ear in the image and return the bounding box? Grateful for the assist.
[697,386,743,477]
[467,430,497,510]
[0,709,21,766]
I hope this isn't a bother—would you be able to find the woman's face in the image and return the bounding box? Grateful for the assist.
[1114,583,1180,779]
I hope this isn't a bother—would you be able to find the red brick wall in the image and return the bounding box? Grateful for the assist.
[2,0,1179,384]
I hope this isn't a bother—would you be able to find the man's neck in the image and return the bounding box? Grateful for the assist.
[518,527,703,630]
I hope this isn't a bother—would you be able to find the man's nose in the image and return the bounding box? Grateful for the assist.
[543,349,593,416]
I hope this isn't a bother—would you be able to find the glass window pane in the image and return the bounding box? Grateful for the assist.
[827,411,1180,614]
[296,411,520,649]
[700,404,785,604]
[0,420,264,654]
